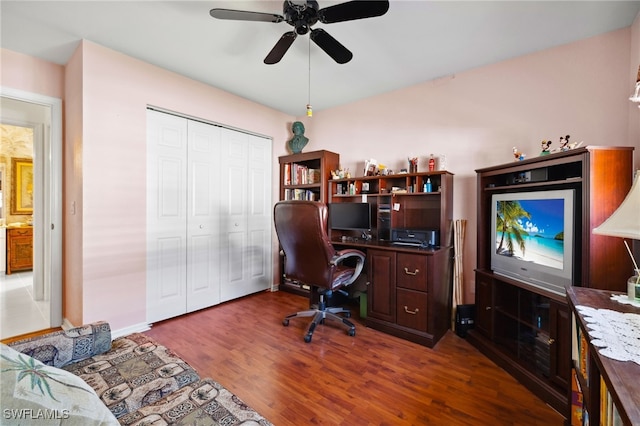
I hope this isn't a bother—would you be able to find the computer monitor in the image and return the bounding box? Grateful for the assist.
[328,203,371,231]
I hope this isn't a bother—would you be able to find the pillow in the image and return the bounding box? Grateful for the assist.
[9,321,112,368]
[0,343,119,425]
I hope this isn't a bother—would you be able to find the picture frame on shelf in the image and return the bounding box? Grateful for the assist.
[364,159,378,176]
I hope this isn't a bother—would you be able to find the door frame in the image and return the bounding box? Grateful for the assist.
[1,86,63,327]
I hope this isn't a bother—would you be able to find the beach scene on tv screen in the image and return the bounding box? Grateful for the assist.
[495,198,565,270]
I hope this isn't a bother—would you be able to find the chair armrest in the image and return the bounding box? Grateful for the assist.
[331,249,366,287]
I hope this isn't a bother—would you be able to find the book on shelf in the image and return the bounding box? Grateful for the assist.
[284,188,317,201]
[283,163,291,185]
[578,325,589,383]
[307,168,321,184]
[287,163,316,185]
[571,368,584,426]
[599,376,623,426]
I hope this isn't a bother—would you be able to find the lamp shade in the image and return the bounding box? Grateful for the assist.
[592,170,640,239]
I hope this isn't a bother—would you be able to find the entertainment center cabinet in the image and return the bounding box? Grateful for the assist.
[468,146,634,418]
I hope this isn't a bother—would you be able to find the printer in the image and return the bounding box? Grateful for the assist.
[391,228,439,248]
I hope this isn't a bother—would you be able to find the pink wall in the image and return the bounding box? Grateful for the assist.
[297,27,639,303]
[629,14,640,149]
[0,49,64,99]
[63,45,84,326]
[75,41,293,329]
[2,18,638,330]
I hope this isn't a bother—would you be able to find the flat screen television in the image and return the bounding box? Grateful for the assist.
[328,202,371,231]
[491,189,575,295]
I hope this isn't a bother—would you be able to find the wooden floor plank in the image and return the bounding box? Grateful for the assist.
[145,290,565,426]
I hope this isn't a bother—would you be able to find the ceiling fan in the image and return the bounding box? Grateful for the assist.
[209,1,390,65]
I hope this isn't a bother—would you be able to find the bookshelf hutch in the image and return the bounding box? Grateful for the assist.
[328,171,454,347]
[278,150,339,295]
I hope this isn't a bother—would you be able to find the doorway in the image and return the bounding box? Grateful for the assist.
[0,88,62,339]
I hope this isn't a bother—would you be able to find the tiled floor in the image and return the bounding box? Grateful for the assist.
[0,271,50,339]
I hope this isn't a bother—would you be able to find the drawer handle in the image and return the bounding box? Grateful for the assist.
[485,306,491,311]
[404,306,419,315]
[404,267,419,276]
[548,338,555,345]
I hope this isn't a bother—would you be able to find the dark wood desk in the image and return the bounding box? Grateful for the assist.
[566,286,640,425]
[335,238,453,348]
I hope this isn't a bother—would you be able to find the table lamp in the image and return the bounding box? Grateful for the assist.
[593,170,640,300]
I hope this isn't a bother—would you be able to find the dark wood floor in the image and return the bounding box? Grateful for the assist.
[145,290,565,426]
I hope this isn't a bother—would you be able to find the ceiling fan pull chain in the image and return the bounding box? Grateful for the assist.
[307,37,312,117]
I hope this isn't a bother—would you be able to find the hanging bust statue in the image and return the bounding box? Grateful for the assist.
[287,121,309,154]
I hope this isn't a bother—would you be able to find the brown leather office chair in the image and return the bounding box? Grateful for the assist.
[274,200,366,343]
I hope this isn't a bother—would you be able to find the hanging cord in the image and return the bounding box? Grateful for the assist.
[306,37,312,117]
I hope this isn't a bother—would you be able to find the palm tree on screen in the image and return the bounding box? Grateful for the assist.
[496,200,530,256]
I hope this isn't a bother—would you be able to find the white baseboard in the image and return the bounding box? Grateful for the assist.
[111,323,151,339]
[61,318,73,330]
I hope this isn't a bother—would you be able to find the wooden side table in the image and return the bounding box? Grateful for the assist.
[6,226,33,274]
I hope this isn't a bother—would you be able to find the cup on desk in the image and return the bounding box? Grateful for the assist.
[628,275,640,301]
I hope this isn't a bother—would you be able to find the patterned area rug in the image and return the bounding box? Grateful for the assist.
[62,333,272,425]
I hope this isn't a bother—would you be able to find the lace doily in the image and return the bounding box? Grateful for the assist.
[575,305,640,365]
[610,294,640,308]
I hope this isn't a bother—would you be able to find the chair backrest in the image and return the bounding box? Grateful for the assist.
[274,201,337,289]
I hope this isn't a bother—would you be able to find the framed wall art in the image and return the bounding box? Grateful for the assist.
[11,157,33,215]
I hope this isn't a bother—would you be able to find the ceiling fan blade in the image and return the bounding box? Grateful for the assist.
[310,28,353,64]
[319,0,389,24]
[209,8,284,23]
[264,31,297,64]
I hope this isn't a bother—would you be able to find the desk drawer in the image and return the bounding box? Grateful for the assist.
[396,253,428,291]
[396,289,428,332]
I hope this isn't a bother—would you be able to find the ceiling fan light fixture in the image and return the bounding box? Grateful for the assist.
[210,0,389,64]
[295,21,310,35]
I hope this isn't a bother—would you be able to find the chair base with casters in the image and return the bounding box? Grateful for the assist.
[282,290,356,343]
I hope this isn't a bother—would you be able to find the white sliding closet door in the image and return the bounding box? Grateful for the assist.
[147,111,188,322]
[220,128,272,302]
[147,109,272,323]
[185,120,222,312]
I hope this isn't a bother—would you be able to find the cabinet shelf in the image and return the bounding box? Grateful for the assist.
[329,171,453,246]
[483,178,583,192]
[283,183,321,189]
[494,306,549,332]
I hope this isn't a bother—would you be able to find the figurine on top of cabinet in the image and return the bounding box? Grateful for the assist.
[557,134,584,152]
[287,121,309,154]
[513,147,526,161]
[540,140,552,156]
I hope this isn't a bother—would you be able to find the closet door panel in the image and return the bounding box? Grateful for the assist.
[246,136,272,289]
[220,129,249,302]
[147,111,188,323]
[186,120,221,312]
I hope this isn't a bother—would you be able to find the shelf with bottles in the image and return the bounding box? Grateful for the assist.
[329,171,450,197]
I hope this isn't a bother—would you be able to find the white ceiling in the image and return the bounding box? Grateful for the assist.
[2,1,639,116]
